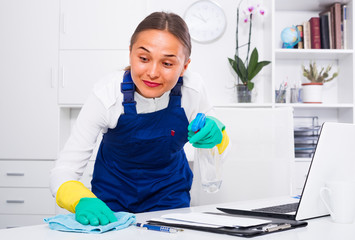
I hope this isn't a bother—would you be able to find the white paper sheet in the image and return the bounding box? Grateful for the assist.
[156,212,271,228]
[149,218,222,228]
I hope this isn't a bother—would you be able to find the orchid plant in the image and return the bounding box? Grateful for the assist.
[228,0,271,91]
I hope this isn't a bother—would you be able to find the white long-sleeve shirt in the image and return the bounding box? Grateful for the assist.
[50,70,216,196]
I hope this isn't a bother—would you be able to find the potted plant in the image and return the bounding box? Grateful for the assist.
[301,61,338,103]
[228,1,271,103]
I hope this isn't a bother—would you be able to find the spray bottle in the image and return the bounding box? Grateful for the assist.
[191,113,223,193]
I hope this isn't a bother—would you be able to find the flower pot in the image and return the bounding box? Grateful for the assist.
[236,84,252,103]
[301,82,323,103]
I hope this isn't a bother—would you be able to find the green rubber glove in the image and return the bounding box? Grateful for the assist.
[75,197,117,226]
[188,116,225,148]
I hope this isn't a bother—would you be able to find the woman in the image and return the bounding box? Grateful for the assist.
[50,11,230,226]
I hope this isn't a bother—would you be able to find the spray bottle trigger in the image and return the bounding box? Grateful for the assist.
[191,113,206,133]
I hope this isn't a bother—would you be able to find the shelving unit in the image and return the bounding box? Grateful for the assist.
[271,0,354,195]
[272,0,354,125]
[231,0,354,126]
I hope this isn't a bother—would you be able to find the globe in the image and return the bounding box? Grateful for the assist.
[281,26,300,48]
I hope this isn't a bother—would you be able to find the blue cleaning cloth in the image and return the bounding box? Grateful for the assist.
[44,212,136,234]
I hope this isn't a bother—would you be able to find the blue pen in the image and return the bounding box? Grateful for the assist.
[136,223,181,233]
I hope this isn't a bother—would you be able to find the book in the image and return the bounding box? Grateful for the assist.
[326,11,334,49]
[319,14,330,49]
[296,25,304,49]
[309,17,321,49]
[331,2,342,49]
[329,6,335,48]
[303,21,311,49]
[342,4,348,49]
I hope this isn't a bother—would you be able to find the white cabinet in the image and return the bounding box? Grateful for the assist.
[0,0,59,229]
[0,0,59,159]
[272,0,354,123]
[0,215,53,229]
[0,160,56,229]
[60,0,146,50]
[58,50,129,104]
[0,188,55,215]
[0,161,53,188]
[58,0,145,105]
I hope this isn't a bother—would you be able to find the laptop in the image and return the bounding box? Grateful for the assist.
[217,122,355,221]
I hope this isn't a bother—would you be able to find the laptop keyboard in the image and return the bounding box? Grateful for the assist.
[252,202,299,214]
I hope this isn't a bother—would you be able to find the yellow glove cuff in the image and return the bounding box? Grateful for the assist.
[216,130,230,154]
[56,180,96,213]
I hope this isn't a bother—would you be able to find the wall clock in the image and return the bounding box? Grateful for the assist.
[184,0,227,43]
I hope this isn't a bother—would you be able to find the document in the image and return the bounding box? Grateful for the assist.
[150,212,271,228]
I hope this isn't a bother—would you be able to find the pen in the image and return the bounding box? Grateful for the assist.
[136,223,182,233]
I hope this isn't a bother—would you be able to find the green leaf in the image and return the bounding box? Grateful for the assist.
[247,81,254,91]
[229,55,247,83]
[228,57,236,71]
[247,48,259,77]
[248,60,271,81]
[228,58,241,79]
[234,55,247,83]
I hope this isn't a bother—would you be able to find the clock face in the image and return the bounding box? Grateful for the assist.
[184,0,226,43]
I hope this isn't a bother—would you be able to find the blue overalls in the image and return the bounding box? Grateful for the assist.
[91,71,193,213]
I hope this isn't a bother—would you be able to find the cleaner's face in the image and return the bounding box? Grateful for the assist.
[129,29,190,98]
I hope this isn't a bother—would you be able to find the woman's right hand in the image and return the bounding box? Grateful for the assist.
[75,198,117,226]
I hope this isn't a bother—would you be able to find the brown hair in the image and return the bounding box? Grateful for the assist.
[125,11,191,70]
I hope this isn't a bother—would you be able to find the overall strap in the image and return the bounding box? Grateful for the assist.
[168,76,183,108]
[121,71,137,114]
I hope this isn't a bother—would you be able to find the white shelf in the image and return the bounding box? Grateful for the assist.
[275,103,354,108]
[275,0,349,11]
[275,49,353,60]
[214,103,273,108]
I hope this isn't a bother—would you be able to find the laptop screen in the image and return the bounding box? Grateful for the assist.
[217,122,355,221]
[296,122,355,220]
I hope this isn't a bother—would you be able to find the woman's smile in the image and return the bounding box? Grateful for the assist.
[142,80,161,88]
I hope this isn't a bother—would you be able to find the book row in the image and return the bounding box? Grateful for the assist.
[292,2,348,50]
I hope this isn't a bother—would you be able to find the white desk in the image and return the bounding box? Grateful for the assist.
[1,200,354,240]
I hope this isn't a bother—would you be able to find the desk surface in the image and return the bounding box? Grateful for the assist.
[1,199,355,240]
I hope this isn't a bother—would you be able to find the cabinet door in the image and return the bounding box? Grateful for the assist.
[0,214,53,229]
[0,0,59,159]
[0,160,54,187]
[58,50,129,104]
[60,0,146,49]
[0,188,55,215]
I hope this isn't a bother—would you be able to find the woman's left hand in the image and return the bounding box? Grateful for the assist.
[188,116,224,148]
